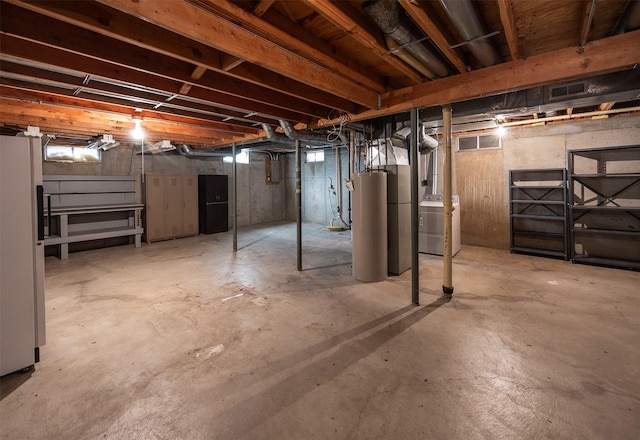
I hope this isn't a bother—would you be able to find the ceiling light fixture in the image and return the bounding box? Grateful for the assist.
[131,119,144,140]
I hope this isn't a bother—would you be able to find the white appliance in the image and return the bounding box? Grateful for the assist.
[1,135,46,376]
[419,198,461,256]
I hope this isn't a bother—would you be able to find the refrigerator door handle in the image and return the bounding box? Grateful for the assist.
[36,185,45,241]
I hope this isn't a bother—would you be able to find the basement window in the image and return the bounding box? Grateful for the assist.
[457,134,501,151]
[306,150,324,163]
[223,149,250,164]
[45,145,101,163]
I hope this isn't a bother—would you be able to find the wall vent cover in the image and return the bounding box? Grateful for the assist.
[549,81,587,100]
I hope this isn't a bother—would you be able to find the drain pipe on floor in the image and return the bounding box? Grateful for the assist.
[410,108,420,306]
[296,139,302,271]
[442,104,454,298]
[232,142,238,252]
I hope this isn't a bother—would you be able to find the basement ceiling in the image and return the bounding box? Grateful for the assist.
[1,0,639,148]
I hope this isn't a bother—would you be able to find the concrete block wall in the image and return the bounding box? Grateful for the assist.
[42,149,286,228]
[282,148,351,227]
[456,114,640,249]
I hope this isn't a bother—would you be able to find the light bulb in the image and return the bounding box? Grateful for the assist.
[131,120,144,140]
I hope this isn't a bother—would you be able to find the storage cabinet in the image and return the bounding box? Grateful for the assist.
[568,146,640,270]
[509,169,568,259]
[198,175,229,234]
[144,174,198,243]
[43,175,143,259]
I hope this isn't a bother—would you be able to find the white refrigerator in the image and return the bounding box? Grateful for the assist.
[0,135,46,376]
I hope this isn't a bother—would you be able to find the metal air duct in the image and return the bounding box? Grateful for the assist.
[438,0,501,67]
[612,0,640,34]
[363,0,450,78]
[277,120,344,146]
[176,144,230,158]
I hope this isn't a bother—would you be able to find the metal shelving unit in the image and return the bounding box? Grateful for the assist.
[509,168,568,259]
[568,145,640,271]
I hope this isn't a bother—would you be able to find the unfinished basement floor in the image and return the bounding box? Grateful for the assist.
[1,221,639,440]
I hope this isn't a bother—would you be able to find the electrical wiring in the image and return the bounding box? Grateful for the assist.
[326,109,350,143]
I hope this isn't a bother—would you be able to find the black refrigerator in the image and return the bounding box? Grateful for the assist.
[198,175,228,234]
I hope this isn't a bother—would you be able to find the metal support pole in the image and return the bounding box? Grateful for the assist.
[232,143,238,252]
[410,108,420,306]
[442,104,454,298]
[296,139,302,271]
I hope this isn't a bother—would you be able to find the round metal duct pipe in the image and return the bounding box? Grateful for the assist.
[363,0,450,78]
[438,0,501,67]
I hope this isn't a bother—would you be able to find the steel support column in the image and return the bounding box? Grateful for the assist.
[410,108,420,305]
[232,143,238,252]
[296,139,302,271]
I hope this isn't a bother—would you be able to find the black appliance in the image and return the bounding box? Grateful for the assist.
[198,175,228,234]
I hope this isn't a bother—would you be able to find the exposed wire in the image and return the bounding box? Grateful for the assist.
[326,109,350,143]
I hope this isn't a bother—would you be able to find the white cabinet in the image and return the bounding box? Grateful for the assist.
[144,174,198,243]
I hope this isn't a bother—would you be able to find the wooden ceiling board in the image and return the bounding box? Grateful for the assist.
[589,0,630,39]
[512,0,585,56]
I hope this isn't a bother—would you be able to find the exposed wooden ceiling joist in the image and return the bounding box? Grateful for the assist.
[0,85,261,136]
[304,0,425,85]
[94,0,379,109]
[1,0,639,148]
[1,4,335,122]
[188,0,385,93]
[318,30,640,125]
[496,0,521,61]
[0,98,234,145]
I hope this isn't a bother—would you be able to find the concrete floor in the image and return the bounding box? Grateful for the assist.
[1,221,638,440]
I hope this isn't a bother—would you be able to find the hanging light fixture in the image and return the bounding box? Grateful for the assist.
[131,119,144,140]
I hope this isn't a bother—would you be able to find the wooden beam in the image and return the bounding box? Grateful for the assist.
[94,0,378,108]
[0,35,287,125]
[0,85,261,136]
[253,0,276,17]
[315,30,640,125]
[187,0,384,93]
[0,99,231,145]
[599,102,615,111]
[397,0,466,73]
[496,0,520,61]
[258,7,385,88]
[8,0,364,113]
[220,55,245,72]
[179,65,209,95]
[0,9,326,121]
[304,0,424,84]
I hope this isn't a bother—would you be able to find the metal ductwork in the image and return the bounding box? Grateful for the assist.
[391,125,439,152]
[176,144,230,158]
[612,0,640,35]
[276,120,344,146]
[363,0,450,78]
[438,0,501,67]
